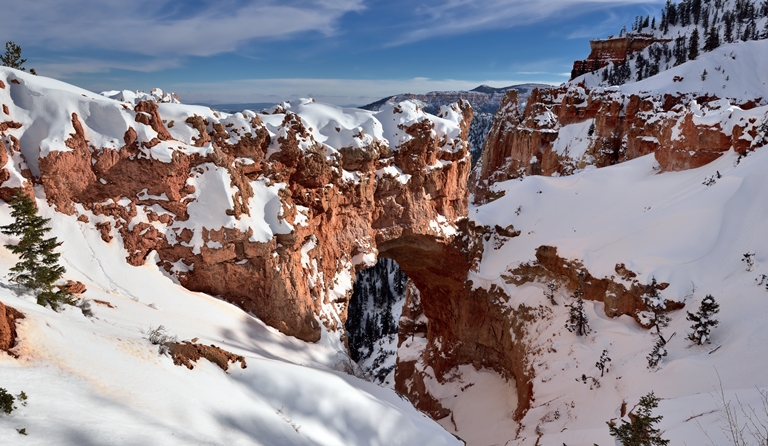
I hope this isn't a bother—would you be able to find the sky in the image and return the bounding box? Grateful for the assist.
[2,0,666,106]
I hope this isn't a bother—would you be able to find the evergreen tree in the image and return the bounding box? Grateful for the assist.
[565,288,590,336]
[693,0,703,25]
[665,0,677,26]
[686,294,720,345]
[0,191,72,310]
[647,338,668,369]
[643,277,670,344]
[702,7,710,30]
[608,392,670,446]
[763,16,768,39]
[689,27,701,60]
[724,11,735,42]
[0,42,36,75]
[596,349,611,376]
[704,24,721,51]
[674,35,688,66]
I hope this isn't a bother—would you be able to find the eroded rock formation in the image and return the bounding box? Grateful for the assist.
[0,70,474,346]
[472,85,766,203]
[571,33,670,79]
[0,301,24,355]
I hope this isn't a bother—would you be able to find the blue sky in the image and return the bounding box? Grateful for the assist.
[3,0,665,106]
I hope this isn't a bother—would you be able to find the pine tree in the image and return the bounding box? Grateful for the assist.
[0,42,36,75]
[608,392,670,446]
[665,0,677,26]
[565,288,590,336]
[704,24,721,51]
[724,12,735,42]
[0,191,73,310]
[674,35,688,66]
[686,294,720,345]
[647,338,668,369]
[689,28,700,60]
[596,349,611,376]
[643,277,670,344]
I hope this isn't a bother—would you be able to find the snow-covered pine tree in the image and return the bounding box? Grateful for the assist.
[644,277,670,344]
[565,288,590,336]
[545,280,559,305]
[596,349,611,376]
[0,42,36,75]
[1,191,73,310]
[647,338,668,369]
[743,251,755,271]
[686,294,720,344]
[689,27,701,60]
[705,23,722,50]
[608,392,670,445]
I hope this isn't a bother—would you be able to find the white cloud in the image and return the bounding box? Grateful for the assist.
[34,58,183,77]
[2,0,364,56]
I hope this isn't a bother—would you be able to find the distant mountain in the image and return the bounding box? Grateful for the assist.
[361,83,549,114]
[361,84,552,164]
[191,102,279,113]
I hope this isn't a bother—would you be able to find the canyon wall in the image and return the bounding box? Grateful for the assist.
[571,33,669,79]
[472,85,766,204]
[0,70,474,344]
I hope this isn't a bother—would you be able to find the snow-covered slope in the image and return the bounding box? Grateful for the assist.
[465,138,768,445]
[0,66,467,445]
[583,39,768,102]
[573,0,768,87]
[0,192,460,446]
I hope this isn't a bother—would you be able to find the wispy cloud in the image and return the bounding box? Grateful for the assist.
[386,0,665,46]
[34,57,183,78]
[1,0,365,57]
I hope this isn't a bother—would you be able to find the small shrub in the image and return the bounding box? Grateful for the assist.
[17,391,27,406]
[78,299,94,318]
[145,325,177,355]
[0,387,15,414]
[743,252,755,272]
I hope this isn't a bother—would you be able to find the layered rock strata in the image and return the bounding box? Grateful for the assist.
[0,69,473,346]
[473,86,767,203]
[571,33,670,79]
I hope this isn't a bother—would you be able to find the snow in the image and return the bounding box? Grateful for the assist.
[465,146,768,443]
[0,195,460,446]
[578,38,768,107]
[551,120,594,161]
[0,67,464,446]
[174,165,291,253]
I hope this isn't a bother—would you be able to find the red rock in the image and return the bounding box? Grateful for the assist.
[59,280,87,295]
[571,33,671,79]
[0,301,24,354]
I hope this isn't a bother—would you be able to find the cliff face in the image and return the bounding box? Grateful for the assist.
[0,69,472,344]
[472,85,766,203]
[570,33,669,79]
[0,68,547,428]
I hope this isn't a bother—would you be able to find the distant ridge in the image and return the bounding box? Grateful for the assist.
[360,83,551,113]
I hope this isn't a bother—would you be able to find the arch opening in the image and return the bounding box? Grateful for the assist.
[345,258,408,386]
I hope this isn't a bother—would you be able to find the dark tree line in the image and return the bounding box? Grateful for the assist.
[597,0,768,87]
